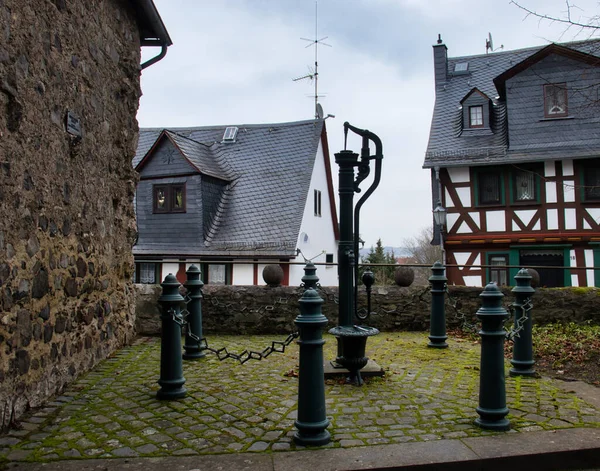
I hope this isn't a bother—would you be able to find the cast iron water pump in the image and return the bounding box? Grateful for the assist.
[329,122,383,385]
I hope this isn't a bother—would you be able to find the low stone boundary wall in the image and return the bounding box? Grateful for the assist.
[134,284,600,336]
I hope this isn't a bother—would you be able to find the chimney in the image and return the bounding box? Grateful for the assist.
[433,34,447,89]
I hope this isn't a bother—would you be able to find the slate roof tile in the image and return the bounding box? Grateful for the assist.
[133,119,324,257]
[424,39,600,169]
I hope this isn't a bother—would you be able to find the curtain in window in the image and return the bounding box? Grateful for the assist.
[515,171,535,201]
[208,264,226,284]
[140,263,156,284]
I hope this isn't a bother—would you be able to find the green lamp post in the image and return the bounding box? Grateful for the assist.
[475,282,509,431]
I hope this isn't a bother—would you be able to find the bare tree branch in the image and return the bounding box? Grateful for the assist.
[510,0,600,33]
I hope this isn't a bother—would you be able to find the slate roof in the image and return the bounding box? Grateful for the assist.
[133,119,325,258]
[424,39,600,169]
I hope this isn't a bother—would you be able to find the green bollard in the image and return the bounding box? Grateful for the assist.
[475,283,510,431]
[157,274,186,400]
[428,261,448,348]
[510,268,536,377]
[294,262,331,447]
[183,264,206,360]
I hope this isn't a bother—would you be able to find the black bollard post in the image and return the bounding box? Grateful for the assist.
[294,262,331,447]
[428,261,448,348]
[475,283,509,431]
[157,274,187,400]
[183,264,205,360]
[510,268,536,377]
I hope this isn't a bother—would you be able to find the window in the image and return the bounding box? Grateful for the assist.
[325,253,334,264]
[488,255,508,286]
[201,263,232,285]
[153,183,186,213]
[469,105,484,128]
[478,171,502,205]
[314,189,322,217]
[135,262,159,284]
[583,163,600,201]
[544,83,568,118]
[513,169,536,202]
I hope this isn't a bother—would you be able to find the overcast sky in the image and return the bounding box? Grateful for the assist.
[138,0,599,249]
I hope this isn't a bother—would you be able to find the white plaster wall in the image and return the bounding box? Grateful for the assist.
[291,139,338,286]
[233,263,254,285]
[544,160,556,177]
[468,212,480,229]
[545,182,557,203]
[447,213,460,233]
[161,262,179,281]
[447,167,470,183]
[256,263,269,286]
[563,159,574,176]
[486,211,505,232]
[565,208,577,230]
[455,187,471,208]
[563,181,575,203]
[463,276,482,287]
[585,249,594,288]
[445,188,454,208]
[547,209,559,230]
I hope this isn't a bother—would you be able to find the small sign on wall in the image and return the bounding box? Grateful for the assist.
[65,111,82,138]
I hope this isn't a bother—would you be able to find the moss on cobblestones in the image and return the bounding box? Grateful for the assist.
[0,332,599,463]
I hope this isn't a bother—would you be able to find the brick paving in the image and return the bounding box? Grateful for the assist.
[1,332,599,465]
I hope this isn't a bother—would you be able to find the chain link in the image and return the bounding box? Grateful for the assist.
[445,286,479,333]
[167,302,299,365]
[505,298,533,341]
[189,331,299,364]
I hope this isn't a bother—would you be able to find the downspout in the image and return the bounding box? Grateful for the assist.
[141,44,168,70]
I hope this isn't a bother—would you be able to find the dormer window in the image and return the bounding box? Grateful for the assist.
[544,83,568,118]
[469,105,484,128]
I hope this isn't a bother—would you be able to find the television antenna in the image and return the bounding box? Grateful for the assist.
[486,32,504,54]
[293,1,331,118]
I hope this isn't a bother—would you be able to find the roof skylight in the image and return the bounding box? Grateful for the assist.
[454,62,469,74]
[222,126,238,143]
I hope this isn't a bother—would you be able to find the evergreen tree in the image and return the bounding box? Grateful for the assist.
[361,238,397,285]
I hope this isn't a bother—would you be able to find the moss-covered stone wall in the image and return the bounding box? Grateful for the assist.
[135,284,600,336]
[0,0,141,427]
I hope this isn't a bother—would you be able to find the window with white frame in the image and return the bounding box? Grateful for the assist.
[468,105,484,128]
[314,189,322,217]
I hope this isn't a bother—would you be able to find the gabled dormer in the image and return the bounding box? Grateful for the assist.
[134,130,234,248]
[459,88,493,135]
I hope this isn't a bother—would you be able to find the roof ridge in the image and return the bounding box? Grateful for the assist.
[165,130,211,148]
[448,38,600,61]
[140,118,321,133]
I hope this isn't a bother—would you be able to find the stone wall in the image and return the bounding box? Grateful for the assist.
[135,284,600,336]
[0,0,142,427]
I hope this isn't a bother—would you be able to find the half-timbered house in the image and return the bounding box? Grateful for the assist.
[132,119,339,286]
[424,37,600,287]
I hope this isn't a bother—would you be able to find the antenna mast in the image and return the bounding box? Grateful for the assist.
[293,1,331,118]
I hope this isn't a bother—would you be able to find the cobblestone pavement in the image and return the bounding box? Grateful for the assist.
[1,332,599,464]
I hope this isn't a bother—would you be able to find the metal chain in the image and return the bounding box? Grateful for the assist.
[167,305,299,365]
[190,331,299,364]
[444,286,479,333]
[505,298,533,341]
